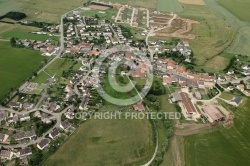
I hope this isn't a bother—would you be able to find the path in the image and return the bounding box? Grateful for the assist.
[130,8,135,26]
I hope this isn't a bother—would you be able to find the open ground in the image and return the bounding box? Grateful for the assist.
[157,0,183,12]
[178,0,205,5]
[184,98,250,166]
[43,117,154,166]
[0,41,45,100]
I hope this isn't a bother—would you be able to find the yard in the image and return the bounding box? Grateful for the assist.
[43,117,154,166]
[0,41,45,100]
[0,31,59,41]
[32,59,81,84]
[184,98,250,166]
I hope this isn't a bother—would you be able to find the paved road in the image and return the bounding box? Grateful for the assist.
[115,6,124,22]
[217,76,250,85]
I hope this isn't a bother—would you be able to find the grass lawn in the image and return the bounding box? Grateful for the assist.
[33,59,81,84]
[0,31,59,41]
[0,41,45,100]
[0,0,23,16]
[217,0,250,22]
[43,117,154,166]
[219,92,235,100]
[102,0,158,8]
[82,8,117,20]
[184,98,250,166]
[157,0,183,12]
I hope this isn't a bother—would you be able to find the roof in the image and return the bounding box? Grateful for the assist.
[13,130,36,140]
[38,138,51,149]
[50,129,60,138]
[163,76,174,84]
[180,92,196,113]
[20,147,32,156]
[0,112,8,119]
[171,92,182,102]
[237,84,245,90]
[133,103,145,111]
[60,120,71,129]
[0,150,11,158]
[203,104,224,121]
[177,66,186,73]
[231,96,243,105]
[0,133,6,141]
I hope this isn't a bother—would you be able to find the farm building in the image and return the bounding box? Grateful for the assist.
[179,92,197,116]
[203,104,224,123]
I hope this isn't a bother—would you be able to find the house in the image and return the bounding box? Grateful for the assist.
[0,150,13,160]
[170,92,182,102]
[8,102,22,109]
[133,103,145,111]
[166,61,176,70]
[176,66,186,74]
[194,91,202,100]
[13,130,36,141]
[7,115,18,124]
[37,138,51,150]
[227,70,234,75]
[60,120,72,130]
[236,84,245,91]
[0,112,8,121]
[79,95,88,110]
[19,147,32,158]
[49,129,60,140]
[203,104,224,123]
[19,114,30,122]
[230,96,243,106]
[22,102,34,111]
[0,133,9,142]
[226,86,234,91]
[41,114,52,124]
[162,75,175,85]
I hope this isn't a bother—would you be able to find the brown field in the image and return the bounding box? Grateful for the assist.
[178,0,205,5]
[88,5,109,10]
[155,17,198,39]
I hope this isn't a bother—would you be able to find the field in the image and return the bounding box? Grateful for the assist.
[102,0,157,8]
[32,59,81,84]
[88,5,109,10]
[203,0,250,57]
[217,0,250,22]
[0,30,59,41]
[178,4,235,72]
[44,117,154,166]
[184,98,250,166]
[0,0,23,16]
[157,0,183,12]
[0,41,45,100]
[81,8,117,20]
[178,0,205,5]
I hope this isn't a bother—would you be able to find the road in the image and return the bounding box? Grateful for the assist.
[115,5,124,22]
[109,24,120,43]
[145,14,177,61]
[130,8,135,26]
[0,105,72,148]
[146,9,149,28]
[217,76,250,85]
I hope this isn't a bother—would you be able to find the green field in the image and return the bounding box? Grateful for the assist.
[102,0,158,8]
[33,59,81,84]
[0,0,23,16]
[0,41,45,100]
[44,117,154,166]
[0,31,59,41]
[185,98,250,166]
[157,0,183,12]
[203,0,250,57]
[217,0,250,22]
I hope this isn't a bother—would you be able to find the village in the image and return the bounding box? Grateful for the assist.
[1,0,250,165]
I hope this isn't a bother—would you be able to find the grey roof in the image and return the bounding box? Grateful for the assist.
[20,147,32,156]
[38,138,51,149]
[231,96,243,104]
[171,92,182,102]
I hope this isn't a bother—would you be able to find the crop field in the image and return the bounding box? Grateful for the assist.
[0,31,59,41]
[0,41,45,100]
[32,59,81,84]
[217,0,250,22]
[44,117,154,166]
[185,98,250,166]
[0,0,23,16]
[157,0,183,12]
